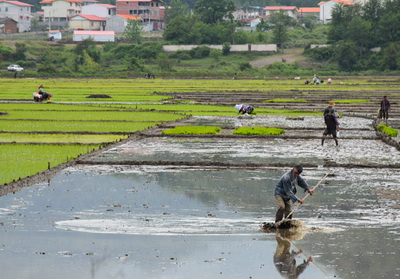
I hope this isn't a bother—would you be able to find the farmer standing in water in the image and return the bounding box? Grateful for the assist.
[274,166,313,223]
[322,101,339,146]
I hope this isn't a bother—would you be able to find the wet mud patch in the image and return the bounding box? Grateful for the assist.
[86,94,111,98]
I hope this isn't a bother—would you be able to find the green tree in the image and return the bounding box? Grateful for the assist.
[125,19,143,44]
[165,0,189,24]
[256,18,270,32]
[74,38,101,63]
[269,12,291,48]
[14,42,27,61]
[301,14,317,31]
[380,42,400,70]
[346,17,372,52]
[194,0,235,25]
[378,12,400,43]
[334,41,359,72]
[0,43,13,61]
[164,15,195,43]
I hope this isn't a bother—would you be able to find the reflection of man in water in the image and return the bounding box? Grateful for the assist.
[274,233,312,279]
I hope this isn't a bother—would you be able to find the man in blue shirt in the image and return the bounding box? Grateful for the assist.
[274,166,313,223]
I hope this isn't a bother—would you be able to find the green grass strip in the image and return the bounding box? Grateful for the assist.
[0,120,159,133]
[0,133,129,144]
[0,144,101,185]
[233,127,286,135]
[377,125,399,137]
[162,126,221,135]
[1,110,184,121]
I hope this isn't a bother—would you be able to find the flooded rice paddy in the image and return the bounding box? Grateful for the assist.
[0,115,399,279]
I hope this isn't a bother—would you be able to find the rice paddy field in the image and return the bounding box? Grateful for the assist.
[1,76,400,279]
[1,77,399,186]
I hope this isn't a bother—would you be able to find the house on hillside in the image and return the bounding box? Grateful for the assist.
[40,0,83,28]
[298,7,320,20]
[233,6,263,21]
[73,29,114,41]
[116,0,164,30]
[0,0,32,32]
[0,17,18,33]
[82,3,116,18]
[105,14,140,33]
[263,6,298,20]
[69,14,105,30]
[248,16,270,28]
[319,0,354,23]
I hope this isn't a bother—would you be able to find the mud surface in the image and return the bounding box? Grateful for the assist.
[1,97,400,278]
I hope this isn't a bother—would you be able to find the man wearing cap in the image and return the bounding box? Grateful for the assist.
[274,166,313,223]
[322,101,339,146]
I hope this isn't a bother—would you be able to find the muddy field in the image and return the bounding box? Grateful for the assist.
[1,83,400,279]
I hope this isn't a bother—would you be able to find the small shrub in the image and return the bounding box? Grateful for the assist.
[239,62,252,71]
[222,42,231,56]
[233,127,286,135]
[377,125,398,137]
[189,46,211,59]
[162,126,221,135]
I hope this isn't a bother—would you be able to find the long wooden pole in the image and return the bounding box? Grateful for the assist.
[277,173,330,226]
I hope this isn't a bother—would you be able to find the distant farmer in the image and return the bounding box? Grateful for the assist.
[234,104,254,114]
[322,101,339,146]
[274,166,313,223]
[379,96,391,123]
[313,74,320,85]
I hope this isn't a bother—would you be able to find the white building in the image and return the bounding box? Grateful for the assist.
[40,0,82,26]
[319,0,355,23]
[263,6,298,20]
[82,3,116,18]
[0,0,32,32]
[105,14,140,33]
[73,30,114,41]
[233,6,263,21]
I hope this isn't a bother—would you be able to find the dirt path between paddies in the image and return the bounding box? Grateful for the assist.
[250,48,306,67]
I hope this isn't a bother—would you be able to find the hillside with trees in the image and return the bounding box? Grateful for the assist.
[306,0,400,72]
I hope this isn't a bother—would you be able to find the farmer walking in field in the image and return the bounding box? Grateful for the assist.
[322,101,339,146]
[379,96,391,124]
[274,166,313,224]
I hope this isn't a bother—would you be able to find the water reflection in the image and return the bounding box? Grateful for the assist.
[274,230,312,279]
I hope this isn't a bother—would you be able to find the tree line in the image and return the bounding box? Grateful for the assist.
[307,0,400,72]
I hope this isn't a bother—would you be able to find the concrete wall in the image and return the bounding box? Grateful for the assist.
[163,44,277,53]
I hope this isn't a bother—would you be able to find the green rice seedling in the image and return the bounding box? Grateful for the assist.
[264,99,308,103]
[0,144,101,185]
[233,127,286,135]
[0,120,159,133]
[1,110,184,122]
[162,126,221,135]
[0,133,129,144]
[377,125,399,137]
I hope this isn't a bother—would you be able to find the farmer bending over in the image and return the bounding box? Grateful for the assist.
[274,165,313,223]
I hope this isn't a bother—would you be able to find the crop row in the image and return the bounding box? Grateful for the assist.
[0,144,101,185]
[0,133,129,144]
[0,110,184,121]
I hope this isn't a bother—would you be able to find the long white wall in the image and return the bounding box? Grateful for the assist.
[163,44,277,53]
